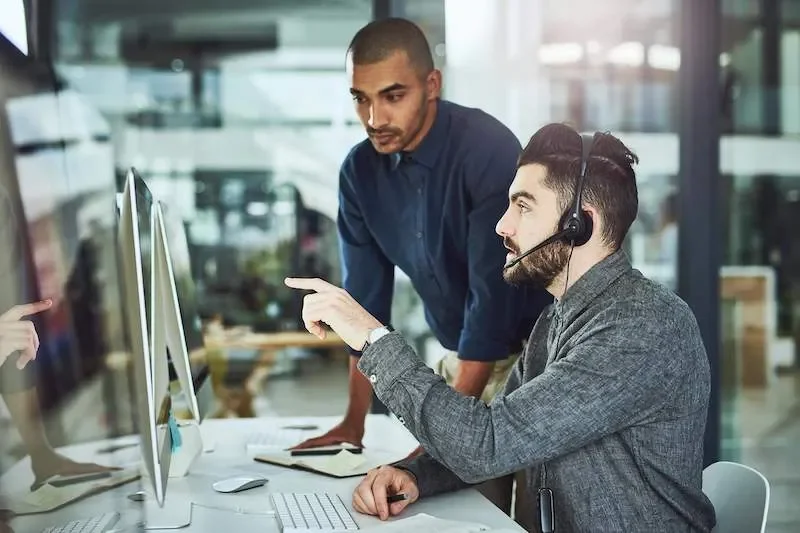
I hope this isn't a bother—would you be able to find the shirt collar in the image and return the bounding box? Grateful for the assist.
[390,100,449,170]
[556,250,632,322]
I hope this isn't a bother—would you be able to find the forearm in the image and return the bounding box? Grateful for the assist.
[344,356,373,425]
[358,334,505,483]
[359,333,539,485]
[2,389,53,457]
[452,360,493,398]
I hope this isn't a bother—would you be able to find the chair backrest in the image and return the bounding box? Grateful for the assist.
[703,461,770,533]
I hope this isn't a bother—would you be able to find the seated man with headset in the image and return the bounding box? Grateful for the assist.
[285,123,717,532]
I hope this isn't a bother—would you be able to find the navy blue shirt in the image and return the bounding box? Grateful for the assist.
[338,100,552,362]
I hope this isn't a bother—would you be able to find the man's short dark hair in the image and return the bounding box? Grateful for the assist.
[518,123,639,250]
[347,18,434,76]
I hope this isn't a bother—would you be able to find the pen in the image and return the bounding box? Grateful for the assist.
[290,447,363,456]
[387,493,408,503]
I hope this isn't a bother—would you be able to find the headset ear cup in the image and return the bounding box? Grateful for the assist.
[558,209,593,246]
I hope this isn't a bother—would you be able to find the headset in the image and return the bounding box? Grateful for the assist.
[503,132,596,270]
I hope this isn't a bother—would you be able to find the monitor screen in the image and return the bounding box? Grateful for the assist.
[1,41,129,427]
[128,172,173,437]
[0,36,143,527]
[6,88,122,414]
[0,0,28,56]
[131,171,154,341]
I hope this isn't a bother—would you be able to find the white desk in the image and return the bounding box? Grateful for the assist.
[0,415,523,533]
[3,415,524,532]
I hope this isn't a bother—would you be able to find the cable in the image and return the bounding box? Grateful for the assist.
[192,501,276,516]
[562,244,574,302]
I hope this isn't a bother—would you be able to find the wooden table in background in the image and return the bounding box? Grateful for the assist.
[202,329,347,417]
[105,329,347,418]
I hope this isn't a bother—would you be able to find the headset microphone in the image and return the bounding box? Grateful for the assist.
[503,132,597,271]
[503,229,573,269]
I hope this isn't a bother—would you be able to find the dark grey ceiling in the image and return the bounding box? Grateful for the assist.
[69,0,369,25]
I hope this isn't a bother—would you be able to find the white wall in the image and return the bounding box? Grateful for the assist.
[116,126,800,180]
[114,123,365,220]
[443,0,549,137]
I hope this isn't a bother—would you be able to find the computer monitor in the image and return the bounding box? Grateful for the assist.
[152,200,213,423]
[117,168,172,507]
[0,0,28,56]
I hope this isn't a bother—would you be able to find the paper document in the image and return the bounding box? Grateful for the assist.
[356,513,516,533]
[4,468,140,515]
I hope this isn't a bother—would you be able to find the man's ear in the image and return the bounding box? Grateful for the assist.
[583,205,601,238]
[426,69,442,100]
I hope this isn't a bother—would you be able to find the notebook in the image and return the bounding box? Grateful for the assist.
[254,449,402,478]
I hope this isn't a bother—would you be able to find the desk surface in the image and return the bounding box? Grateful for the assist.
[2,416,523,532]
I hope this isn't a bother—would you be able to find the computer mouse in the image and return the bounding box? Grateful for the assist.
[127,491,147,502]
[212,475,268,494]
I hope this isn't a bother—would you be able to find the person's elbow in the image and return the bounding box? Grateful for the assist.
[432,426,505,484]
[457,462,498,485]
[444,454,502,485]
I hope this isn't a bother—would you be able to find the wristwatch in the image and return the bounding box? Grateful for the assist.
[361,325,395,352]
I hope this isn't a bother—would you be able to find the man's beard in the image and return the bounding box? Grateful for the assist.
[503,236,572,289]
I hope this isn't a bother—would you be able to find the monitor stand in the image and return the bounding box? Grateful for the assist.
[127,489,193,529]
[168,421,203,478]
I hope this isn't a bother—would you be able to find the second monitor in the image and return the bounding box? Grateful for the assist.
[151,200,213,482]
[153,201,213,426]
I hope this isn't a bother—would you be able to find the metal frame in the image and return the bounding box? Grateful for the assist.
[761,0,781,135]
[372,0,405,20]
[678,0,722,466]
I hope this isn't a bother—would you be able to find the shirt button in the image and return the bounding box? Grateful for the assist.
[369,374,377,384]
[417,188,422,194]
[398,416,406,425]
[416,232,422,239]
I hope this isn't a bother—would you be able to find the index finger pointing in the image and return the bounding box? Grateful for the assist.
[284,277,337,293]
[0,300,53,321]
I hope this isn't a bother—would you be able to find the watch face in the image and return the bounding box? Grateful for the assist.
[370,326,391,343]
[369,327,383,343]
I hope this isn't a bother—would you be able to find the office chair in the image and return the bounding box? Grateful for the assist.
[703,461,770,533]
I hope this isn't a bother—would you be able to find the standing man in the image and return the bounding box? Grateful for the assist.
[291,17,550,518]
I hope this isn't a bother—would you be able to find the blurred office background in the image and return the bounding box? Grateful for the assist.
[1,0,799,530]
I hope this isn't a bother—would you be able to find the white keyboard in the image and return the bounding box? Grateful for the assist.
[245,429,313,453]
[271,492,359,532]
[42,512,121,533]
